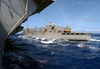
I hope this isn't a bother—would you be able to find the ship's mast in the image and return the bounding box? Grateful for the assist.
[46,13,48,25]
[27,23,29,28]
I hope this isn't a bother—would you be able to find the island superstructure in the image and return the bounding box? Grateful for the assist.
[23,22,92,41]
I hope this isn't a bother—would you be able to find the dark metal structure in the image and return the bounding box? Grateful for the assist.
[0,0,55,68]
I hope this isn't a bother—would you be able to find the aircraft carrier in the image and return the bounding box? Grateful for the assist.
[23,22,92,41]
[0,0,55,68]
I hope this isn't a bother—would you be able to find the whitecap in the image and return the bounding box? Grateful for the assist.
[61,44,66,46]
[42,45,49,47]
[77,43,84,48]
[22,36,27,39]
[41,40,53,44]
[61,44,69,46]
[40,39,57,44]
[32,36,36,39]
[18,35,22,38]
[89,46,100,51]
[36,37,39,39]
[66,40,69,41]
[90,39,100,41]
[51,52,54,55]
[89,46,97,50]
[38,60,48,64]
[52,39,56,41]
[41,38,46,40]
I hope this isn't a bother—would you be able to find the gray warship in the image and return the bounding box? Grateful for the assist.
[23,22,92,41]
[0,0,55,68]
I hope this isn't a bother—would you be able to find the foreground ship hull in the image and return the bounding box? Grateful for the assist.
[0,0,54,47]
[0,0,54,68]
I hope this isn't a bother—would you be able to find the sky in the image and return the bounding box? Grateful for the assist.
[22,0,100,33]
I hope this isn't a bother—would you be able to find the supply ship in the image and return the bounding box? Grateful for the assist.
[23,22,92,41]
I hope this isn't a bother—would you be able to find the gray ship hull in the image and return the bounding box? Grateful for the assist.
[34,32,91,41]
[0,0,55,68]
[0,0,54,47]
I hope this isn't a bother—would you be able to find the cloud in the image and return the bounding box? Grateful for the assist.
[72,29,100,33]
[77,1,83,4]
[57,6,68,24]
[84,29,100,33]
[76,1,93,7]
[84,19,100,22]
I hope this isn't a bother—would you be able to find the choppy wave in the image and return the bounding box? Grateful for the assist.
[2,34,100,69]
[90,39,100,41]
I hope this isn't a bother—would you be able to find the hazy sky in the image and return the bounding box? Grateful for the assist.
[22,0,100,33]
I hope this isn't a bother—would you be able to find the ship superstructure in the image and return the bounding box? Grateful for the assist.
[23,22,92,41]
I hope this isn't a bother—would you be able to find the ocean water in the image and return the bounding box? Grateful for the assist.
[2,33,100,69]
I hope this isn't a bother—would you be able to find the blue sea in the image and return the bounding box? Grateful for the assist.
[2,33,100,69]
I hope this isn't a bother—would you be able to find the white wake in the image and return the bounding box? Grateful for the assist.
[41,39,56,44]
[90,39,100,41]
